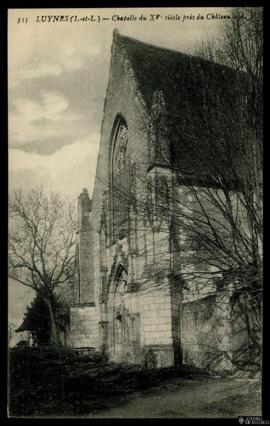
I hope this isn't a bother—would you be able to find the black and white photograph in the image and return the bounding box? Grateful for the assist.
[8,7,263,418]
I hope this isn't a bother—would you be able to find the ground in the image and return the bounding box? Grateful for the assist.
[89,376,261,418]
[8,348,261,418]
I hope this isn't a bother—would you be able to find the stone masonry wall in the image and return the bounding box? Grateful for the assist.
[181,291,233,372]
[139,287,172,346]
[138,277,175,367]
[69,306,99,348]
[79,228,95,304]
[77,189,95,304]
[85,32,156,360]
[89,32,151,331]
[70,34,197,367]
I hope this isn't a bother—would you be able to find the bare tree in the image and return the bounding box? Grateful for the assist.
[9,186,77,346]
[192,7,263,363]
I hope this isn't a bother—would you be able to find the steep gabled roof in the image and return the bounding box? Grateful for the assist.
[114,31,248,184]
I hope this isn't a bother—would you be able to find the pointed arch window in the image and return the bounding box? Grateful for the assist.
[111,117,130,241]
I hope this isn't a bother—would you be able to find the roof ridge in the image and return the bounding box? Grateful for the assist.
[113,29,189,59]
[113,29,239,74]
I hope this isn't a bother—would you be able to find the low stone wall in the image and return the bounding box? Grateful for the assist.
[230,291,262,368]
[181,292,233,372]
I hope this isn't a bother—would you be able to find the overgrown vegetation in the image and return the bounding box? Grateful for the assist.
[8,347,210,416]
[17,294,70,346]
[8,347,260,417]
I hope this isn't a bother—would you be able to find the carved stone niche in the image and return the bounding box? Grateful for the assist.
[148,90,170,166]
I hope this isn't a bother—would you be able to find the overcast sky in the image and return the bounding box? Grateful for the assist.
[8,7,228,327]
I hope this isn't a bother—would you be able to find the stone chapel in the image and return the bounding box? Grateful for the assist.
[69,30,255,370]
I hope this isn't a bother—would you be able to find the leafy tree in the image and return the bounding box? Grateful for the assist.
[18,295,51,346]
[18,294,70,346]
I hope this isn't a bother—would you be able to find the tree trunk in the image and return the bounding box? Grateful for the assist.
[44,297,62,347]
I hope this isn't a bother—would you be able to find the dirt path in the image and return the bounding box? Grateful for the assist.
[88,377,261,418]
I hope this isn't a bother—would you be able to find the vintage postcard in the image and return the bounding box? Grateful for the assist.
[8,7,263,419]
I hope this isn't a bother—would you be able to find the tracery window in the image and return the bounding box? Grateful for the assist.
[111,119,130,241]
